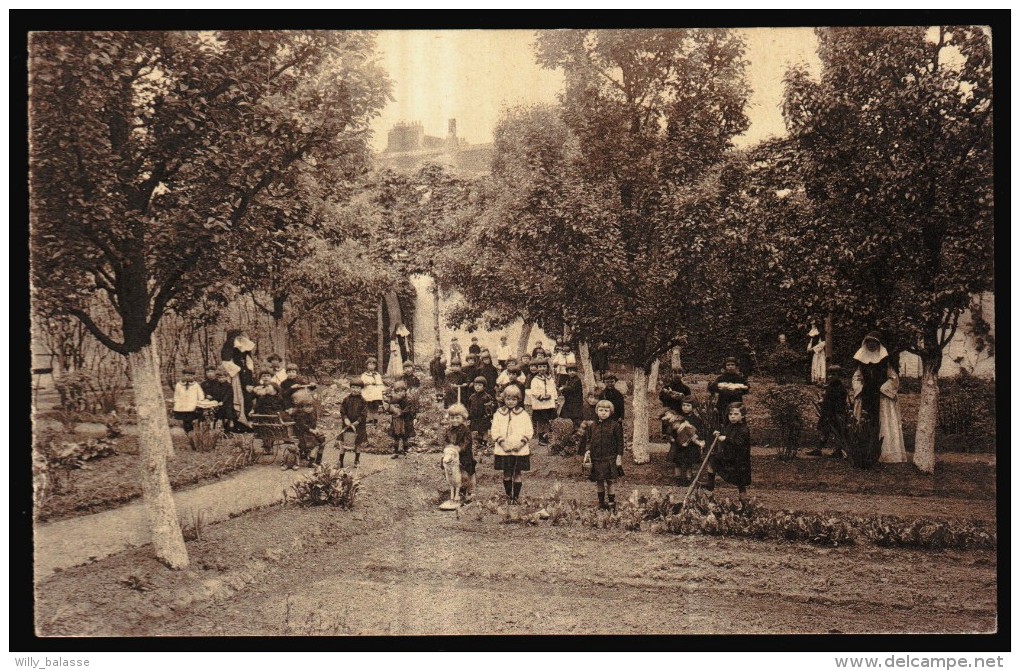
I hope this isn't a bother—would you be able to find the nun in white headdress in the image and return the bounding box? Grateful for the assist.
[851,331,906,463]
[386,338,404,379]
[807,323,827,384]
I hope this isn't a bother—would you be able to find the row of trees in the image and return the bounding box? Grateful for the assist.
[30,27,994,569]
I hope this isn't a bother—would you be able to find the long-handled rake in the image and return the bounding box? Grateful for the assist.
[681,433,721,511]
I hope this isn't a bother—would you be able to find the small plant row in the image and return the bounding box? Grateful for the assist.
[39,436,119,470]
[482,485,996,551]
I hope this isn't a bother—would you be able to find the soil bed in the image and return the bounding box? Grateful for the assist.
[35,444,997,636]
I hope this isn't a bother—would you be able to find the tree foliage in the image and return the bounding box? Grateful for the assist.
[779,26,993,361]
[30,30,390,353]
[531,28,751,369]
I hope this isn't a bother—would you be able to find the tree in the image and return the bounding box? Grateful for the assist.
[536,29,750,462]
[30,31,389,567]
[781,26,994,473]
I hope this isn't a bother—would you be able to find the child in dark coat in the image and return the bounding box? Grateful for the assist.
[708,357,750,425]
[810,365,848,458]
[286,397,325,470]
[387,380,416,459]
[706,402,752,498]
[444,361,469,408]
[664,396,706,485]
[599,373,626,423]
[250,370,285,415]
[444,404,475,501]
[580,399,625,511]
[467,376,496,452]
[337,377,368,468]
[558,365,584,429]
[429,349,447,387]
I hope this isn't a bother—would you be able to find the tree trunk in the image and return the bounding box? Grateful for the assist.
[517,321,533,360]
[126,341,189,569]
[824,313,833,361]
[631,365,651,464]
[432,277,442,356]
[271,318,288,364]
[384,291,403,337]
[376,300,385,370]
[648,358,660,392]
[912,354,940,475]
[578,341,596,398]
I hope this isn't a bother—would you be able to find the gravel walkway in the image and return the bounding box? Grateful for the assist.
[33,445,397,581]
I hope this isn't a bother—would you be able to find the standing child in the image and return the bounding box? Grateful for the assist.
[599,373,626,423]
[267,354,287,386]
[529,357,558,445]
[810,365,848,458]
[468,336,482,357]
[206,368,236,431]
[280,363,301,408]
[467,376,496,456]
[708,357,749,425]
[429,349,447,387]
[337,377,368,468]
[496,335,512,370]
[444,404,475,502]
[490,385,534,504]
[387,380,416,459]
[172,367,204,433]
[665,396,706,485]
[477,351,499,391]
[444,360,468,408]
[580,399,625,511]
[360,356,385,427]
[287,397,324,471]
[705,402,752,499]
[401,361,421,389]
[449,337,463,368]
[558,364,584,429]
[250,370,285,415]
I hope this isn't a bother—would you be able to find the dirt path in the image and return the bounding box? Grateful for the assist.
[35,452,997,636]
[33,444,396,581]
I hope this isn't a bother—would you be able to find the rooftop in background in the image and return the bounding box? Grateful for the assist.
[375,118,493,176]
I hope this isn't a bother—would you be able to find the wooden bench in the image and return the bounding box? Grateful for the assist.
[249,412,297,464]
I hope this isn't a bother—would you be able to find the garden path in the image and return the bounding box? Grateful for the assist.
[33,446,397,581]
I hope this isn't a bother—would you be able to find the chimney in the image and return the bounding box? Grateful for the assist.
[448,118,457,138]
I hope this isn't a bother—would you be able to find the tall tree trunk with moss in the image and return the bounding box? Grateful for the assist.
[126,336,188,568]
[517,321,533,361]
[913,352,942,474]
[578,340,596,398]
[631,365,651,464]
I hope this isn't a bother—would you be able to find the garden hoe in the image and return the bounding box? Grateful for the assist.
[681,433,721,511]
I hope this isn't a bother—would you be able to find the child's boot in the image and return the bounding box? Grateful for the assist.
[511,482,522,504]
[607,494,617,513]
[503,480,513,501]
[597,491,607,510]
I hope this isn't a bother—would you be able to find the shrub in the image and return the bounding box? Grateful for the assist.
[178,509,207,542]
[765,347,805,384]
[187,423,222,452]
[288,465,359,508]
[43,437,119,470]
[831,416,882,469]
[760,385,810,460]
[937,374,996,439]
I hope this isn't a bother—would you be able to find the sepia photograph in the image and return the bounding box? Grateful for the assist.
[24,14,1002,642]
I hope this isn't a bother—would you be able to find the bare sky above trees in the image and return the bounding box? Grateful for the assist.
[369,28,821,152]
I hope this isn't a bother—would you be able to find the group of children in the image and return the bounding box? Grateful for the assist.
[173,335,819,508]
[424,338,632,507]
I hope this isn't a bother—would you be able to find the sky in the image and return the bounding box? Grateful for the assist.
[367,28,821,153]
